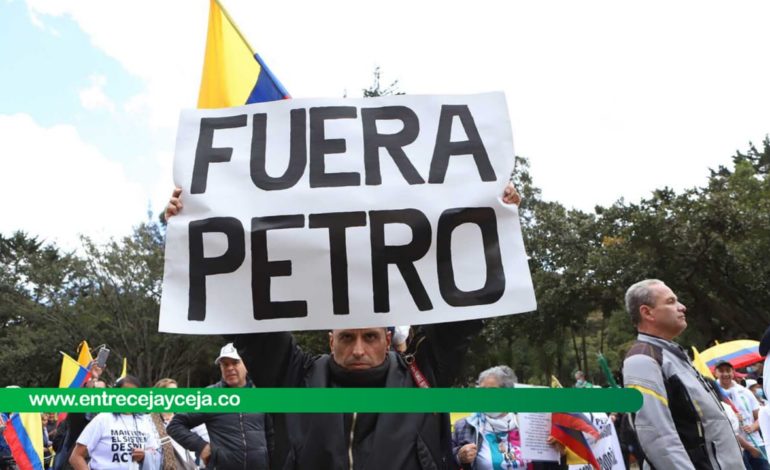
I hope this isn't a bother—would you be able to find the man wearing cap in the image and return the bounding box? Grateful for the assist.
[622,279,743,469]
[167,343,272,470]
[715,360,769,469]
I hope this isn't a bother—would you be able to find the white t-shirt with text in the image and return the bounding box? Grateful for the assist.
[77,413,159,469]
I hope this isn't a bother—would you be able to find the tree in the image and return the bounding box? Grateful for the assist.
[0,232,89,386]
[362,66,403,98]
[75,221,224,386]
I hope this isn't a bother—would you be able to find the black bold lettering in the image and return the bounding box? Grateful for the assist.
[361,106,424,185]
[436,207,505,306]
[428,105,495,183]
[309,106,360,187]
[251,215,307,320]
[250,109,307,190]
[309,212,367,315]
[188,217,245,321]
[191,115,248,194]
[369,209,432,312]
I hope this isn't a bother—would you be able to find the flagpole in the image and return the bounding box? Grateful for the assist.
[214,0,256,56]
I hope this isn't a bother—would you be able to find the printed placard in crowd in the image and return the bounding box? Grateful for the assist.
[569,413,625,470]
[519,413,560,462]
[160,92,536,334]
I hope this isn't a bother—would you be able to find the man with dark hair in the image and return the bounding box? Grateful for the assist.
[164,182,521,470]
[235,322,481,470]
[622,279,743,469]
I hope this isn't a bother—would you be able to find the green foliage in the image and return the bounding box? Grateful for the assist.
[457,138,770,386]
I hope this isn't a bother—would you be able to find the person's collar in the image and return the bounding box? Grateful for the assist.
[220,378,253,388]
[328,355,390,387]
[637,331,674,342]
[637,332,689,360]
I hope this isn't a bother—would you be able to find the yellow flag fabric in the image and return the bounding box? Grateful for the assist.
[692,346,716,379]
[120,357,128,379]
[58,353,88,388]
[551,375,564,388]
[198,0,262,108]
[449,412,470,431]
[77,340,92,368]
[19,412,45,466]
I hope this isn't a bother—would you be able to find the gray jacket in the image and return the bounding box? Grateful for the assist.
[623,333,743,470]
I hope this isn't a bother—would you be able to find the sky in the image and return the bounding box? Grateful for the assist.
[1,0,769,251]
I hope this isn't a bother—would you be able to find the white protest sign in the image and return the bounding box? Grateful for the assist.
[160,92,536,334]
[569,413,625,470]
[519,413,561,462]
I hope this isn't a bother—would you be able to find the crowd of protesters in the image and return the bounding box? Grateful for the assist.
[2,299,769,469]
[4,187,770,470]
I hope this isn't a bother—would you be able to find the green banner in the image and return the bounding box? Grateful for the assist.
[1,388,641,413]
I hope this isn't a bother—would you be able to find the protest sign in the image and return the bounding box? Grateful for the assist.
[160,92,536,334]
[519,413,560,462]
[569,413,625,470]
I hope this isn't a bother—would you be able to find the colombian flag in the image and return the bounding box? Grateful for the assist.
[198,0,290,108]
[56,352,90,424]
[1,412,44,470]
[58,353,89,389]
[550,413,600,470]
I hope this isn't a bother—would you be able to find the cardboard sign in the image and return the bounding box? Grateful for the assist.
[160,92,536,333]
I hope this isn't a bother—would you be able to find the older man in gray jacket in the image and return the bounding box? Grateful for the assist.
[622,279,743,470]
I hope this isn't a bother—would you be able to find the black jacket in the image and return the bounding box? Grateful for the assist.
[234,319,483,470]
[166,380,272,470]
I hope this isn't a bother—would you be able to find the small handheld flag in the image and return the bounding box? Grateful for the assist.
[58,353,89,389]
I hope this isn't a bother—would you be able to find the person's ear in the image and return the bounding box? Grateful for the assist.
[328,331,334,354]
[640,304,654,322]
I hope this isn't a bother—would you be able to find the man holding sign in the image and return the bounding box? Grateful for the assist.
[161,93,535,469]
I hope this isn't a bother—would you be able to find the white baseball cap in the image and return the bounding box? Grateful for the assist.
[746,379,759,389]
[215,343,242,365]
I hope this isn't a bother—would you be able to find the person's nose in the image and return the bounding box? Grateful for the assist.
[352,337,366,357]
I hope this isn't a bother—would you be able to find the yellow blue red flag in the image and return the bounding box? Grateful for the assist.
[550,413,600,469]
[198,0,290,108]
[58,352,89,389]
[1,412,44,470]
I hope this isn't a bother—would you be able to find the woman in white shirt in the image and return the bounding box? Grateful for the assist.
[70,376,160,470]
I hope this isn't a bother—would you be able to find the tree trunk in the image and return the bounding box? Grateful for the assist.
[570,326,581,374]
[581,326,588,376]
